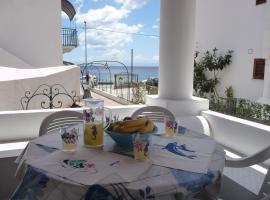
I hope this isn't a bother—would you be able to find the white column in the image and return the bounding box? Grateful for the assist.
[146,0,209,116]
[258,3,270,105]
[158,0,195,99]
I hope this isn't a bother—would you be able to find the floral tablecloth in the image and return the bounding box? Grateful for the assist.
[11,131,225,200]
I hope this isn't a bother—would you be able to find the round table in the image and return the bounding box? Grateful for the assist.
[12,128,225,200]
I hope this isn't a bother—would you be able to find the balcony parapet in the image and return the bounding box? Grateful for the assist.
[62,28,78,53]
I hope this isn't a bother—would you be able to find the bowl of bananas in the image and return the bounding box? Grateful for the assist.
[105,117,157,149]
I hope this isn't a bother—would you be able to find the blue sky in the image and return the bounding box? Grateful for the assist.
[62,0,160,66]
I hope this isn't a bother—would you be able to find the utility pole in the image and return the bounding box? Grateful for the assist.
[131,49,133,85]
[84,21,92,98]
[84,21,88,66]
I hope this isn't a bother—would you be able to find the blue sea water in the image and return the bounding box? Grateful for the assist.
[82,66,158,82]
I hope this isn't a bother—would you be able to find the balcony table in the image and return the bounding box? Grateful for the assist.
[11,125,225,200]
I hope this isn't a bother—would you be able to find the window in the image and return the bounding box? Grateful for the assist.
[256,0,267,5]
[253,58,265,79]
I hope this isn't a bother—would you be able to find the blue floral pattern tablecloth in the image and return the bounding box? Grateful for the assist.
[11,133,225,200]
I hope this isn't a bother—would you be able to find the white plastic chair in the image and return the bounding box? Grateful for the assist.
[225,146,270,200]
[15,110,83,178]
[131,106,175,122]
[39,110,83,136]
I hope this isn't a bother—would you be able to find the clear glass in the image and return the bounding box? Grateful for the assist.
[178,126,188,135]
[164,116,178,137]
[132,133,151,161]
[60,126,79,152]
[83,99,105,147]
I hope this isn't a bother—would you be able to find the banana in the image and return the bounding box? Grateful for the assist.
[121,118,148,128]
[116,126,140,133]
[137,120,154,133]
[109,117,155,134]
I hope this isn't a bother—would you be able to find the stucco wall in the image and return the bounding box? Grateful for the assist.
[196,0,266,101]
[0,48,33,68]
[0,0,62,68]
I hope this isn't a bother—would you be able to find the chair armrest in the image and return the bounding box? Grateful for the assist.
[225,146,270,168]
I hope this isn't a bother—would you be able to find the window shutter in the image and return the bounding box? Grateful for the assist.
[253,58,265,79]
[256,0,267,5]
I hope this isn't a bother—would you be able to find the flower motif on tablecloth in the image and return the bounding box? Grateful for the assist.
[85,184,124,200]
[139,186,155,199]
[61,159,98,173]
[11,166,49,200]
[171,169,215,193]
[85,184,142,200]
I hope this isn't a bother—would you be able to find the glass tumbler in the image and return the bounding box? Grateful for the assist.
[164,116,178,137]
[83,99,105,147]
[132,133,151,161]
[61,126,79,152]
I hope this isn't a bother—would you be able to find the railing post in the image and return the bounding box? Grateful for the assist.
[49,86,53,109]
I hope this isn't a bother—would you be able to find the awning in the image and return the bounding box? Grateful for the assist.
[62,0,76,21]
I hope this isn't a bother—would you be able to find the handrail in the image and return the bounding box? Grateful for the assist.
[61,28,78,47]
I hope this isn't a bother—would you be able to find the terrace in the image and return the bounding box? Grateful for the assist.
[0,0,269,199]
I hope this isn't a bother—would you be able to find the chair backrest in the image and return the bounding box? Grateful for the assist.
[131,106,175,122]
[39,110,83,136]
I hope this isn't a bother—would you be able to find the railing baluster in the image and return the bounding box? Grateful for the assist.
[61,28,78,47]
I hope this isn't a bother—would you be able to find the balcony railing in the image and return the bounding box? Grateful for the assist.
[62,28,78,53]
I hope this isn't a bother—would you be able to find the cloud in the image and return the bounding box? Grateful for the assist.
[152,25,159,29]
[61,11,69,19]
[153,55,159,62]
[74,0,84,13]
[75,1,148,53]
[76,5,129,25]
[115,0,149,10]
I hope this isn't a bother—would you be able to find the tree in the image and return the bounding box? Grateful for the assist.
[193,48,233,97]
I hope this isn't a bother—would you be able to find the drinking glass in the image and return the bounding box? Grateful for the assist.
[132,133,151,161]
[164,116,178,137]
[83,99,110,147]
[60,126,79,152]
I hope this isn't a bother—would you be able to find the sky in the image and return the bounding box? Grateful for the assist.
[62,0,160,66]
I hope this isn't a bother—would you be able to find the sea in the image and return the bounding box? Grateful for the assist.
[81,66,159,82]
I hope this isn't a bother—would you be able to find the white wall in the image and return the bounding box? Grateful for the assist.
[0,48,32,68]
[0,0,62,68]
[196,0,266,101]
[0,65,81,111]
[0,105,142,143]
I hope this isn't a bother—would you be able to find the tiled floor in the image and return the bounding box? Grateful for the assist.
[223,166,265,195]
[91,91,124,106]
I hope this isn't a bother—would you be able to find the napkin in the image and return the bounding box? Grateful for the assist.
[27,147,152,185]
[150,135,216,173]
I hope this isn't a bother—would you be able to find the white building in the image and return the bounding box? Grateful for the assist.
[196,0,270,104]
[0,0,80,111]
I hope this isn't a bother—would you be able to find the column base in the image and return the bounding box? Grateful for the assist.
[257,97,270,105]
[145,95,209,116]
